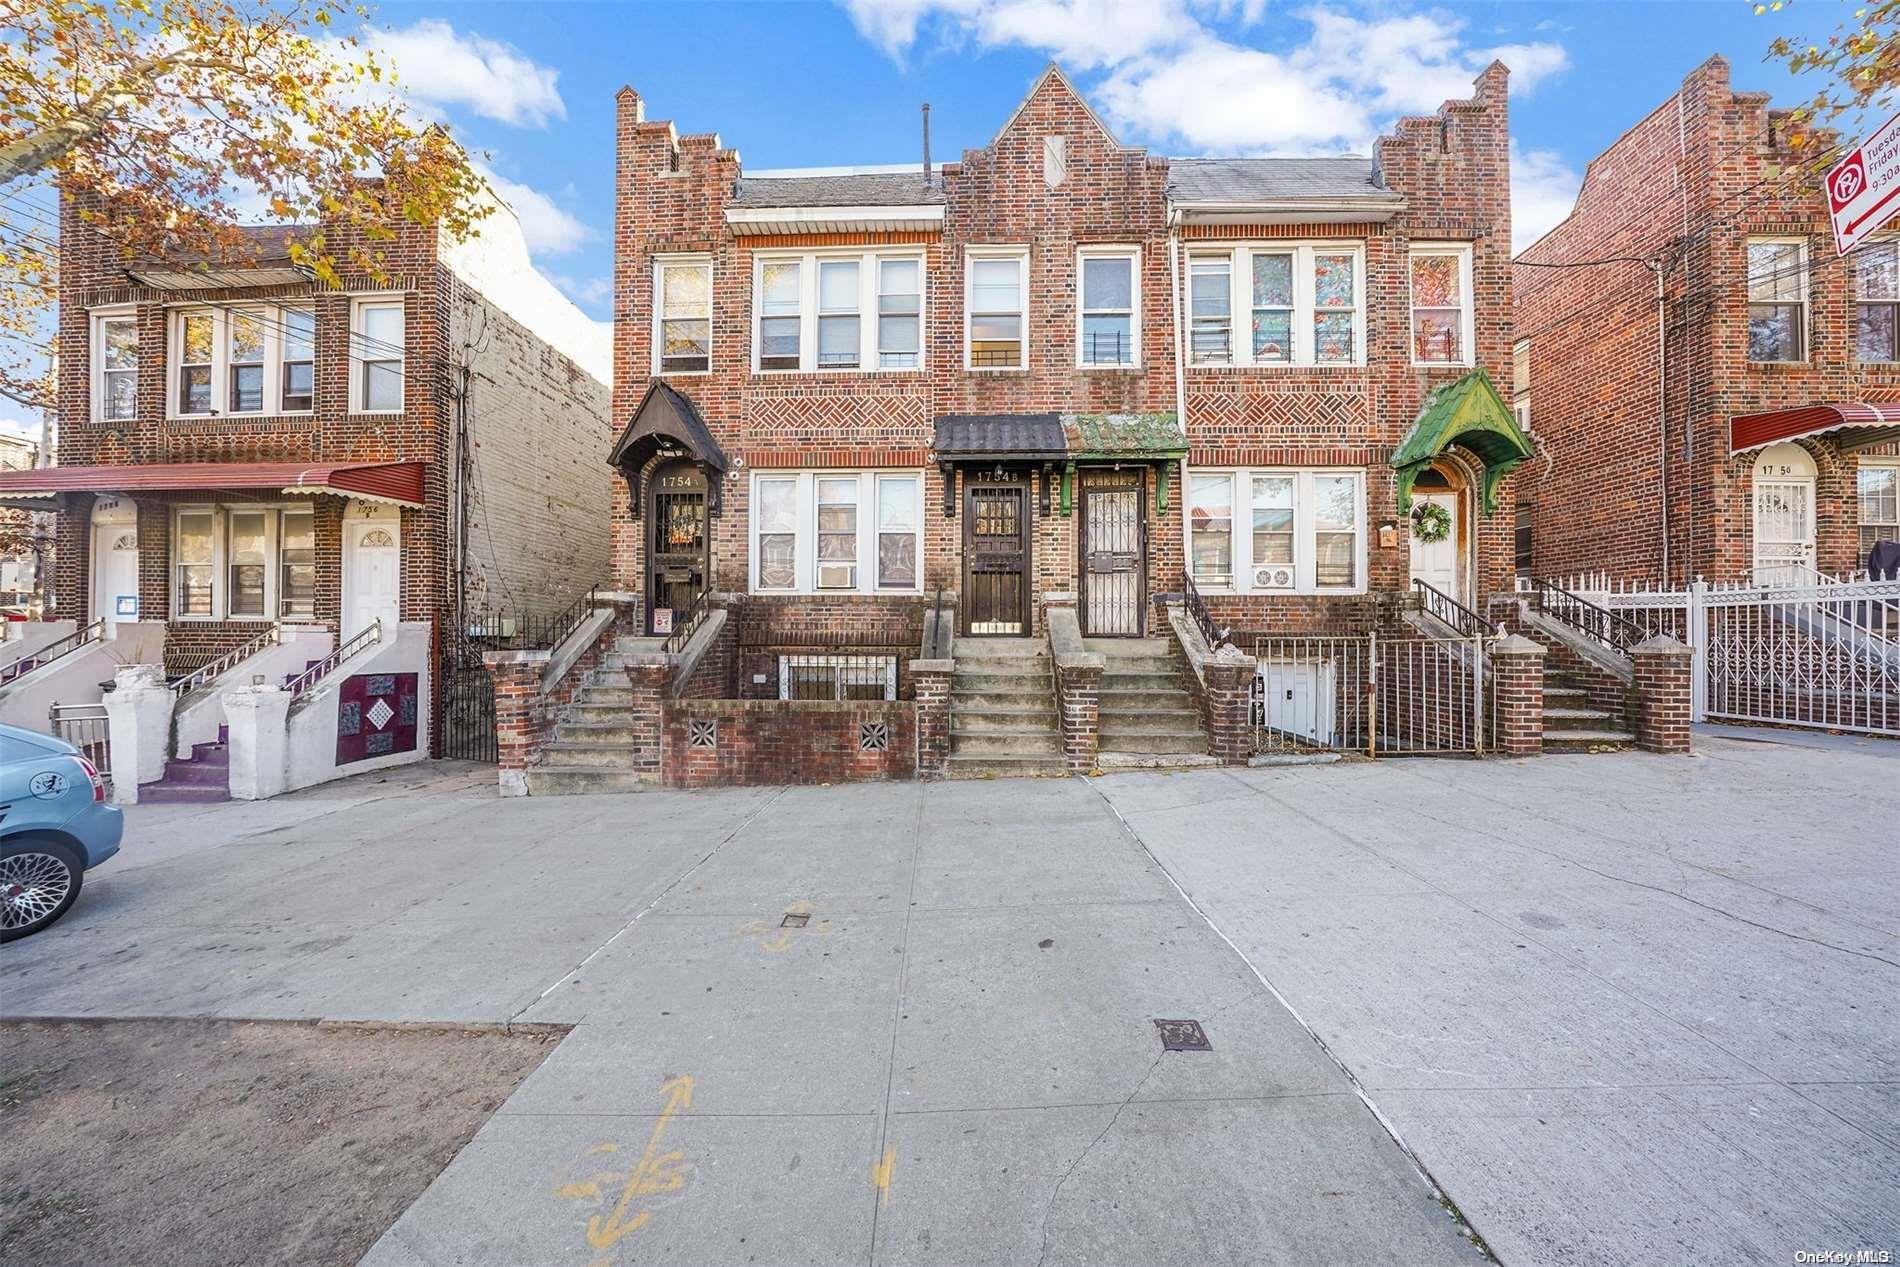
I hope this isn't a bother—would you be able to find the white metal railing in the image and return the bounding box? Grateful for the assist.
[168,624,281,697]
[48,701,112,793]
[0,619,104,688]
[287,620,382,699]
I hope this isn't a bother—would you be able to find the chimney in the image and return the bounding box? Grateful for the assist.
[922,103,932,185]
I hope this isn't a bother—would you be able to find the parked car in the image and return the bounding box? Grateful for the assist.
[1,721,122,941]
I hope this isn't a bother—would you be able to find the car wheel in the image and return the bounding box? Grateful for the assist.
[0,837,85,942]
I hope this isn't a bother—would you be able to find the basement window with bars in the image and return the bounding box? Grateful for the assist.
[778,655,897,701]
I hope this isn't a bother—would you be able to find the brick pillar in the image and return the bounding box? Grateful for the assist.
[1055,656,1102,773]
[624,660,672,775]
[1632,634,1694,754]
[484,649,552,796]
[1490,634,1547,757]
[910,660,952,776]
[1202,646,1254,765]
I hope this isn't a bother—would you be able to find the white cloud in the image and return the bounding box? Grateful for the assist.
[481,167,595,256]
[366,20,566,128]
[1511,141,1581,255]
[840,1,1567,156]
[546,271,613,311]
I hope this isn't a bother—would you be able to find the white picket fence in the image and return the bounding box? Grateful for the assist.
[1525,571,1900,737]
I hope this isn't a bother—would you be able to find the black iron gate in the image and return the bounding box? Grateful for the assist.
[438,629,497,762]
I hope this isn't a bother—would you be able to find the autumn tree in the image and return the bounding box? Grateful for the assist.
[1766,0,1900,165]
[0,0,490,408]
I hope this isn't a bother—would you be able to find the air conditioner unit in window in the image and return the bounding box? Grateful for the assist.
[817,564,857,590]
[1254,566,1295,591]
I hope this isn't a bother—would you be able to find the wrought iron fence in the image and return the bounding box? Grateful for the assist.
[1413,578,1499,639]
[0,620,103,688]
[48,701,112,793]
[439,582,614,763]
[1246,634,1371,755]
[1243,631,1495,758]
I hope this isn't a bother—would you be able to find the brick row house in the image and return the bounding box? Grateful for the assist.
[1516,55,1900,589]
[601,62,1527,770]
[0,186,613,756]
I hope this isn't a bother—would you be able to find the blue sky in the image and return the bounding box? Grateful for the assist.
[336,0,1821,328]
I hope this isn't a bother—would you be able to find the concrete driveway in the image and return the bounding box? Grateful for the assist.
[3,731,1894,1265]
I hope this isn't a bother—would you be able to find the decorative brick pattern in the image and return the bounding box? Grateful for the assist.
[662,699,915,787]
[1632,635,1695,754]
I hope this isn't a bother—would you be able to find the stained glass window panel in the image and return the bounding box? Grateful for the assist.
[1251,253,1293,308]
[1411,255,1459,308]
[1314,254,1354,309]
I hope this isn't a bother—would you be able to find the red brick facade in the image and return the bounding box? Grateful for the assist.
[612,64,1521,658]
[1515,56,1900,588]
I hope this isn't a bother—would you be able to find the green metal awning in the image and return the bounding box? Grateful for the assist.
[1390,369,1533,515]
[1061,413,1187,515]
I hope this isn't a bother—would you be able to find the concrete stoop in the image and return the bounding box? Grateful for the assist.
[1541,668,1635,752]
[946,638,1067,779]
[1087,637,1211,764]
[523,634,666,796]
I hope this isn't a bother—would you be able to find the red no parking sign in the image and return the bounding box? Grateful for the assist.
[1827,111,1900,255]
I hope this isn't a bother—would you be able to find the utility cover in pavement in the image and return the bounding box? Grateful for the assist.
[1153,1018,1211,1051]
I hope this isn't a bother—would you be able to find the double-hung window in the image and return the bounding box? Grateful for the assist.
[1409,245,1472,365]
[281,308,315,411]
[174,509,217,616]
[353,299,404,411]
[1861,464,1899,556]
[654,257,712,374]
[171,306,318,418]
[93,311,138,422]
[749,471,926,594]
[1078,248,1138,367]
[171,505,314,620]
[1746,238,1807,363]
[1187,469,1366,594]
[1190,244,1366,367]
[1856,241,1900,363]
[177,312,215,414]
[279,508,316,619]
[966,249,1026,369]
[228,312,266,413]
[227,510,270,617]
[753,251,924,373]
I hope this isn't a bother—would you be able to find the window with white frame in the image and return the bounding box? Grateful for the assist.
[966,248,1026,369]
[1409,245,1472,365]
[655,257,711,374]
[1189,244,1366,367]
[1186,469,1366,593]
[752,250,925,373]
[169,306,316,418]
[1861,463,1899,556]
[749,471,925,594]
[779,654,897,701]
[1855,240,1900,363]
[1078,248,1138,367]
[171,505,315,620]
[93,311,138,422]
[1747,238,1807,363]
[1512,337,1531,430]
[352,299,405,411]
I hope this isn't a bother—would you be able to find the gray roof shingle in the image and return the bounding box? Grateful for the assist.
[933,414,1066,459]
[1166,157,1402,206]
[731,172,945,208]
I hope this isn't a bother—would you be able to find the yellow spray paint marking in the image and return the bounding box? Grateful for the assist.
[736,901,833,953]
[551,1075,694,1262]
[871,1146,896,1207]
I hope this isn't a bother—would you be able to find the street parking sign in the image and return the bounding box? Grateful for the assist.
[1827,111,1900,255]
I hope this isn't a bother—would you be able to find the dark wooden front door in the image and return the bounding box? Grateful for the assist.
[962,477,1031,635]
[647,460,708,636]
[1080,469,1145,636]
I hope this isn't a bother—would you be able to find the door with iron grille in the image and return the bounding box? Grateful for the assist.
[962,478,1031,635]
[648,460,708,636]
[1080,469,1145,636]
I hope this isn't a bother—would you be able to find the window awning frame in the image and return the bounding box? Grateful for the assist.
[1728,402,1900,455]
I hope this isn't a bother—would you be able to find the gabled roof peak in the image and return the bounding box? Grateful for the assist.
[987,62,1125,151]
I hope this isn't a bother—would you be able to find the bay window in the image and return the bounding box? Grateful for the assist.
[1078,248,1138,367]
[1855,241,1900,363]
[655,257,712,373]
[1746,238,1806,363]
[171,505,319,620]
[1187,468,1366,593]
[93,311,138,422]
[966,249,1026,369]
[1409,245,1472,366]
[754,250,926,373]
[749,471,925,594]
[353,299,404,411]
[1190,243,1366,367]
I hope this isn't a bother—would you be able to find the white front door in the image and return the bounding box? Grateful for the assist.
[1408,493,1462,602]
[90,523,140,628]
[1752,480,1815,584]
[343,520,400,635]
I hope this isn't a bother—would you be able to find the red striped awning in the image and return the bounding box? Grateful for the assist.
[1729,403,1900,455]
[0,460,427,508]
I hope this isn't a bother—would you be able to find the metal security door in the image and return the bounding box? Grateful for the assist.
[1080,471,1144,636]
[648,461,708,636]
[963,482,1030,635]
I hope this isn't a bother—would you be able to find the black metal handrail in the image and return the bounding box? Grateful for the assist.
[542,582,605,651]
[660,587,710,655]
[1528,577,1647,655]
[1412,579,1500,640]
[0,619,105,688]
[1183,573,1230,650]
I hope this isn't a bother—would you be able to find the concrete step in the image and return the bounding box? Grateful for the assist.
[950,728,1063,757]
[615,635,666,654]
[1544,707,1618,731]
[1085,654,1180,674]
[1098,688,1195,711]
[524,767,658,796]
[1543,729,1636,752]
[942,753,1071,780]
[565,702,639,723]
[1098,731,1211,755]
[139,781,230,804]
[958,652,1051,670]
[954,671,1053,691]
[950,688,1056,710]
[576,685,635,706]
[1096,751,1224,772]
[951,706,1059,732]
[1099,670,1183,690]
[156,758,228,787]
[557,721,646,744]
[954,637,1046,658]
[538,741,642,768]
[1098,710,1202,733]
[1542,686,1588,703]
[1083,637,1172,655]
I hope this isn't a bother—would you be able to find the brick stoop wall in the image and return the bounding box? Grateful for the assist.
[1632,636,1694,753]
[1492,599,1639,730]
[662,698,915,787]
[485,599,640,795]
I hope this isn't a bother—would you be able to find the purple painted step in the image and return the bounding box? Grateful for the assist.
[142,738,231,804]
[281,659,323,689]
